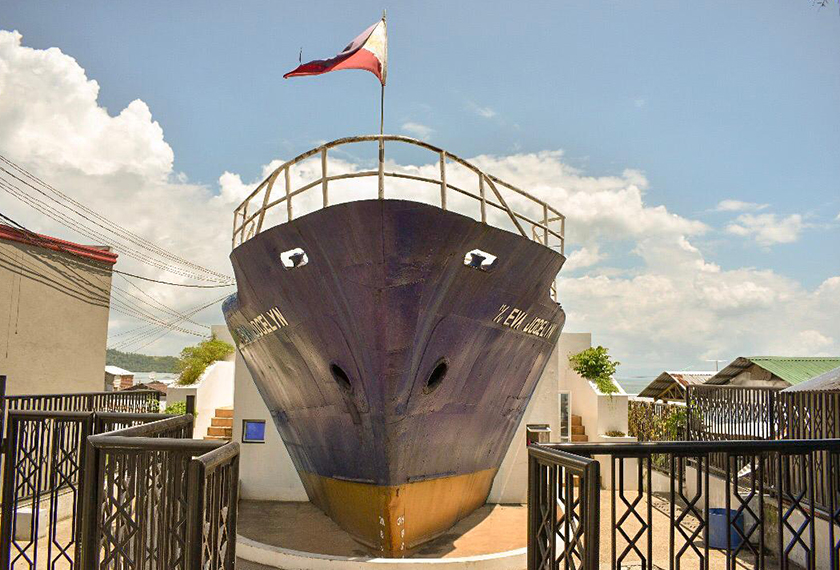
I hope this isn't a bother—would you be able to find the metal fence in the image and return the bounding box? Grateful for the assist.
[78,414,239,570]
[686,385,840,512]
[528,438,840,570]
[0,409,173,570]
[4,390,161,415]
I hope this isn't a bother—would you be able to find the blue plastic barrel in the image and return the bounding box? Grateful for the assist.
[708,508,743,550]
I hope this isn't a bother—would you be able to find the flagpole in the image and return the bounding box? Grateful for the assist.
[378,9,386,199]
[378,83,385,198]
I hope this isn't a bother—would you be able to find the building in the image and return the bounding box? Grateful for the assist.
[705,356,840,388]
[637,371,714,401]
[105,365,135,391]
[781,365,840,393]
[0,224,116,395]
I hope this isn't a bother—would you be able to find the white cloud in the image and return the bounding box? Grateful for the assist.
[726,213,804,246]
[400,121,433,140]
[2,30,837,371]
[633,98,646,108]
[715,199,769,212]
[564,246,605,272]
[466,101,497,119]
[835,211,840,221]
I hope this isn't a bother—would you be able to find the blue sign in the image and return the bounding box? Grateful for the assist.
[242,420,266,443]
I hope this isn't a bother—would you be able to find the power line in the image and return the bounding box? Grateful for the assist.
[0,212,229,345]
[0,154,233,281]
[1,178,230,283]
[0,155,234,283]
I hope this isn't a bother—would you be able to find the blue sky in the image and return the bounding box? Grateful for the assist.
[2,1,839,380]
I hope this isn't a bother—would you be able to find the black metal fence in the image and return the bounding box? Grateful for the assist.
[0,409,173,570]
[528,438,840,570]
[78,414,239,570]
[686,385,840,513]
[4,390,161,414]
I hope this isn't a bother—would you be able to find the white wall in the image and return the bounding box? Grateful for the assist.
[166,325,235,438]
[233,349,308,501]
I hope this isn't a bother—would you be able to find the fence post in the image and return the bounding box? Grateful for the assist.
[185,459,205,570]
[770,390,777,441]
[0,374,6,444]
[73,413,96,561]
[0,413,19,569]
[77,437,103,570]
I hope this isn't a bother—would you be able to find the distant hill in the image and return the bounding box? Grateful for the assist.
[106,349,179,373]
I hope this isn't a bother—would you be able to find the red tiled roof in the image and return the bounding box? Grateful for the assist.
[0,224,118,265]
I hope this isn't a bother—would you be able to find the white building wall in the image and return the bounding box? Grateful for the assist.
[233,350,308,501]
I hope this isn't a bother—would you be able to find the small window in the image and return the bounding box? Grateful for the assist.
[463,249,497,271]
[280,248,309,269]
[242,420,266,443]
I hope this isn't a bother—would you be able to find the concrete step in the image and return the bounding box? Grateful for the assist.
[571,415,583,426]
[571,425,586,436]
[211,417,234,427]
[215,407,234,418]
[571,434,589,443]
[207,426,232,437]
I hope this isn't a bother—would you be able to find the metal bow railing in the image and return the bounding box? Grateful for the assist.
[232,135,566,254]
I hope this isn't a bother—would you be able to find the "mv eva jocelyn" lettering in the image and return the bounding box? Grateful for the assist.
[492,304,558,340]
[233,306,289,346]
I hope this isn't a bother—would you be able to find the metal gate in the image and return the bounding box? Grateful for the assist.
[0,383,164,570]
[0,407,169,570]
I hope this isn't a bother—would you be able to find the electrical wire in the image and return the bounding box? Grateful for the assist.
[0,154,233,281]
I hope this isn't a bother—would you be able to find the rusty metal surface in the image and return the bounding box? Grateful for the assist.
[223,199,565,554]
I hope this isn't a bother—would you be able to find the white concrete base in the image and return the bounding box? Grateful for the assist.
[237,536,527,570]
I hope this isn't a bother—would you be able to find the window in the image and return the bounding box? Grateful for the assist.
[242,419,266,443]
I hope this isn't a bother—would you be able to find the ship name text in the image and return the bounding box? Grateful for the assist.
[233,306,289,347]
[493,304,558,340]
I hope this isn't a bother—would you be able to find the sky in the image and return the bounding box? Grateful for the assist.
[1,1,839,387]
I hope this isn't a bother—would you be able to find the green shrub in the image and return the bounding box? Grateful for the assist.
[568,346,620,395]
[164,400,186,415]
[176,336,234,385]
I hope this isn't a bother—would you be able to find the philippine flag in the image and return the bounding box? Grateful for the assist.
[283,18,388,85]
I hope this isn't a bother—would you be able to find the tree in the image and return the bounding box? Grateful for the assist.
[176,336,234,385]
[568,346,620,395]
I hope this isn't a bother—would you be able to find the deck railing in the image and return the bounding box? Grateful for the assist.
[231,135,566,254]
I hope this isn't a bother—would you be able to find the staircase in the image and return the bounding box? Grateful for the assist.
[205,407,234,441]
[571,415,588,442]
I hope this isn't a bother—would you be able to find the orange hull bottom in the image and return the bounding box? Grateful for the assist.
[299,469,498,556]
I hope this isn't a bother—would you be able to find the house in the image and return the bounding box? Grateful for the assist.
[0,224,116,395]
[781,365,840,393]
[705,356,840,389]
[105,365,135,391]
[124,380,168,395]
[637,371,714,401]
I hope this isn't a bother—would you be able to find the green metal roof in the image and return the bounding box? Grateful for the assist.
[706,356,840,386]
[748,357,840,386]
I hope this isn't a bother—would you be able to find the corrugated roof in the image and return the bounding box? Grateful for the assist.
[638,371,714,400]
[781,366,840,392]
[706,357,840,386]
[0,224,118,265]
[105,365,133,376]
